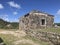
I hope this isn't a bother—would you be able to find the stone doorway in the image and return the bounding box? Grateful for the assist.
[41,19,45,25]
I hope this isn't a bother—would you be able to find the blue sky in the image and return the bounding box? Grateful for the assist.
[0,0,60,23]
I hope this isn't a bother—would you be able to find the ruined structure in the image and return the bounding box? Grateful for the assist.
[19,10,54,30]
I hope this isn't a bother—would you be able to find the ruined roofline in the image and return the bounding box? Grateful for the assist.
[30,10,54,17]
[48,14,54,17]
[24,10,54,17]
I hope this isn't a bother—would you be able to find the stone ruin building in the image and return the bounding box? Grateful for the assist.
[19,10,54,30]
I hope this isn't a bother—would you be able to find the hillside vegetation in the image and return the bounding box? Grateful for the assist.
[55,23,60,26]
[0,19,19,29]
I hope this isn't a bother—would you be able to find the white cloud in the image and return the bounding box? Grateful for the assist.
[14,18,19,22]
[13,12,18,15]
[8,1,21,9]
[0,4,4,9]
[10,18,19,22]
[56,9,60,15]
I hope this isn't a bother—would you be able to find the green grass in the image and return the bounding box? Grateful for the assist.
[24,35,51,45]
[34,28,60,34]
[0,28,60,45]
[0,34,19,45]
[0,33,51,45]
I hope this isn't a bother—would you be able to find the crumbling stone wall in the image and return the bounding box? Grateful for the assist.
[26,29,60,45]
[19,10,54,30]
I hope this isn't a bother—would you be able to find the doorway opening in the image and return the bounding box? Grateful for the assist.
[41,19,45,25]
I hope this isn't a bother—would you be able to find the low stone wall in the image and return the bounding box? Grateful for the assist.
[25,30,60,45]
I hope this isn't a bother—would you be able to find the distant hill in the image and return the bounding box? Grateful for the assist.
[55,23,60,26]
[0,19,19,29]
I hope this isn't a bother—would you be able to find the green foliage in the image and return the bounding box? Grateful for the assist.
[55,23,60,26]
[0,19,19,29]
[0,34,18,45]
[10,22,19,29]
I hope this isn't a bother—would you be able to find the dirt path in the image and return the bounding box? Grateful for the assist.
[0,30,26,37]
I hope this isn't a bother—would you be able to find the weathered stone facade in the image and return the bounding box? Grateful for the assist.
[19,10,54,30]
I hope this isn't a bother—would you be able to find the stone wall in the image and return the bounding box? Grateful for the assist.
[25,30,60,45]
[19,12,54,30]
